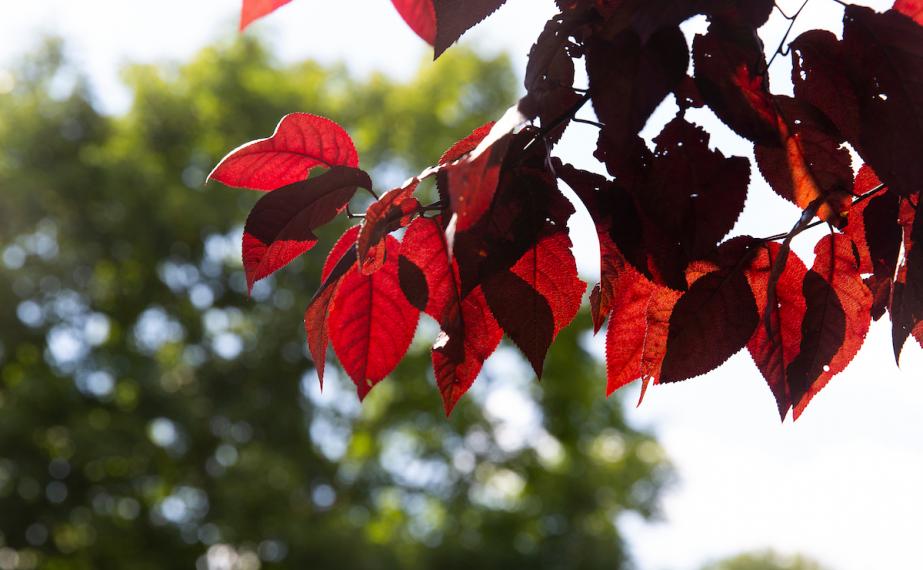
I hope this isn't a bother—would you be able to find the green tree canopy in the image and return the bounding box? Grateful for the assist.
[0,37,670,569]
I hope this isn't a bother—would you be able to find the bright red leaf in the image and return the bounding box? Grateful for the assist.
[328,235,420,399]
[305,225,361,387]
[240,0,291,31]
[210,113,359,191]
[400,217,501,413]
[391,0,437,44]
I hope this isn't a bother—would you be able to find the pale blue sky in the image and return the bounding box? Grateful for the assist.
[2,1,919,569]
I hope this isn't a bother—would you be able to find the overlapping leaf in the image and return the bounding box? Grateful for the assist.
[789,234,872,418]
[305,225,361,386]
[357,180,420,275]
[328,235,420,399]
[210,113,359,191]
[400,217,501,414]
[660,239,760,383]
[588,25,688,178]
[242,166,371,292]
[745,242,808,419]
[605,265,681,399]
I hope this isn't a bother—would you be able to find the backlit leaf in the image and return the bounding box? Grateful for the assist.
[357,180,420,275]
[242,166,372,292]
[328,235,420,399]
[305,226,361,387]
[432,0,508,58]
[391,0,437,44]
[790,234,872,419]
[210,113,359,191]
[745,242,808,420]
[240,0,291,31]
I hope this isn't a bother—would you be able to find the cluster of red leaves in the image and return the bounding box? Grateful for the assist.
[221,0,923,420]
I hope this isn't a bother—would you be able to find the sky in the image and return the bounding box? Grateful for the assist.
[2,1,921,569]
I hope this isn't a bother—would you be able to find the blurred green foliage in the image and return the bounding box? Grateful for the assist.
[700,550,831,570]
[0,37,670,569]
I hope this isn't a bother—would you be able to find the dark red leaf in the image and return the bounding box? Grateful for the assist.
[400,216,459,320]
[745,243,808,420]
[790,234,872,419]
[242,166,371,292]
[790,30,862,149]
[520,17,582,145]
[555,161,645,321]
[240,0,291,31]
[210,113,359,191]
[637,116,750,288]
[588,26,688,177]
[305,226,361,387]
[842,6,923,197]
[357,180,420,275]
[661,245,760,383]
[453,136,574,297]
[891,196,923,360]
[693,22,778,145]
[328,235,420,399]
[391,0,437,44]
[432,0,508,58]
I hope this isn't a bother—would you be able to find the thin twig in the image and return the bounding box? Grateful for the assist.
[767,0,811,67]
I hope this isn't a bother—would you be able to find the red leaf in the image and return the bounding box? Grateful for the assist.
[661,242,760,383]
[842,6,923,198]
[555,162,642,327]
[432,0,508,58]
[891,194,923,360]
[754,97,854,226]
[638,116,750,288]
[790,30,862,149]
[400,217,458,320]
[328,235,420,399]
[439,122,495,166]
[509,231,586,341]
[588,26,688,177]
[790,234,872,419]
[444,132,512,232]
[210,113,359,191]
[400,217,501,413]
[391,0,436,44]
[357,180,420,275]
[433,288,502,415]
[240,0,291,31]
[745,243,808,420]
[483,270,555,378]
[895,0,923,24]
[242,166,371,293]
[305,226,361,387]
[693,22,778,144]
[605,266,681,398]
